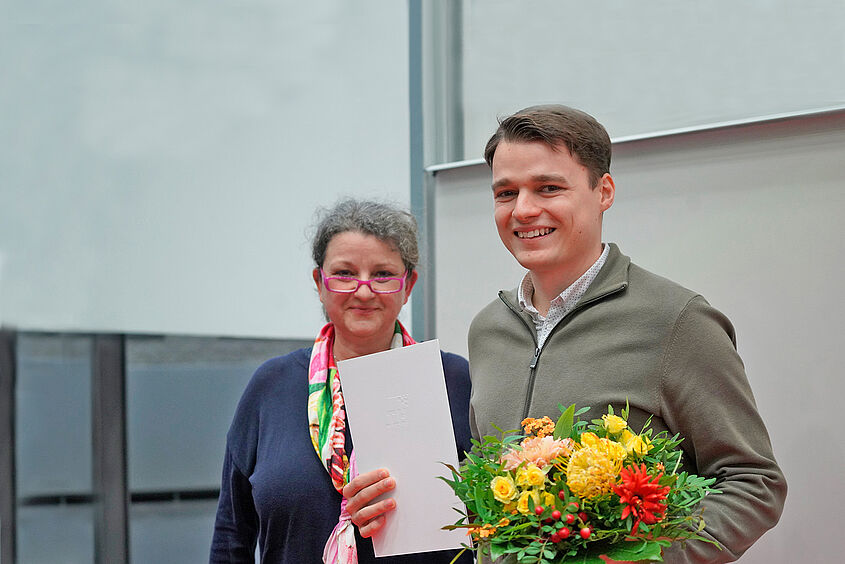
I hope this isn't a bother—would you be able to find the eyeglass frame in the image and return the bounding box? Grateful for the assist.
[318,268,409,294]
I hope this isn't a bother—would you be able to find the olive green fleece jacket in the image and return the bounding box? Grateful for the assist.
[467,243,786,564]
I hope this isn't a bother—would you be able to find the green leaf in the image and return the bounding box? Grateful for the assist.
[490,542,509,560]
[604,540,664,561]
[555,404,575,439]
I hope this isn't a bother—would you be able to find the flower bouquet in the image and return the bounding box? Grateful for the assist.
[441,404,720,563]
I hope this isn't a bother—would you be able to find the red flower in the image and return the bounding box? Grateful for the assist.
[612,463,670,533]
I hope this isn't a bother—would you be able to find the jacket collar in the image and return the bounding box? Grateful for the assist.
[500,243,630,313]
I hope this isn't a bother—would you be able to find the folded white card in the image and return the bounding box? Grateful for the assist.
[338,339,466,557]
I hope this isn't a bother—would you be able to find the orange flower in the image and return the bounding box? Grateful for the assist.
[468,523,498,539]
[521,416,556,437]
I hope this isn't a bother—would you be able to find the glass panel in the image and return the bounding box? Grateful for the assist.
[129,499,218,564]
[15,333,94,561]
[17,504,95,564]
[126,336,307,492]
[125,336,308,559]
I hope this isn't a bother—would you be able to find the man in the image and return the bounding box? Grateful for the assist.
[467,104,786,563]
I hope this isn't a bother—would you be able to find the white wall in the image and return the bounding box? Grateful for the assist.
[461,0,845,158]
[432,112,845,562]
[0,1,411,339]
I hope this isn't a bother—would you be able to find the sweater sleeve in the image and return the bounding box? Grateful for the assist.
[659,296,787,563]
[209,444,259,563]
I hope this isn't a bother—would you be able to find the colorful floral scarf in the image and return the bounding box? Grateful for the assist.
[308,321,415,564]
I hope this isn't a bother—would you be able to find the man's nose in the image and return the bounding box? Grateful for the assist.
[513,191,540,221]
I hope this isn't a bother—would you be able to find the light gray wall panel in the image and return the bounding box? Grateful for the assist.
[461,0,845,159]
[0,1,411,339]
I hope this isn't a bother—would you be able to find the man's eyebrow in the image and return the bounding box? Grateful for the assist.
[492,173,570,191]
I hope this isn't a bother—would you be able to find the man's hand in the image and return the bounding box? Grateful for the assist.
[342,468,397,538]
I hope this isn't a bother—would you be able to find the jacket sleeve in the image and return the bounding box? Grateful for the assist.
[209,444,259,563]
[659,296,787,563]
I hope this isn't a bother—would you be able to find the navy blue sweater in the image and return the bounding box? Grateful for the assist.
[210,347,473,563]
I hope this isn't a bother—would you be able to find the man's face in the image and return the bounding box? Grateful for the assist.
[491,140,614,282]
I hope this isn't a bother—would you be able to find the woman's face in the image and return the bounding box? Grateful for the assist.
[314,231,417,352]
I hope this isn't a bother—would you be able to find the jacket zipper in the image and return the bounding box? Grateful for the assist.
[498,282,628,421]
[498,292,541,420]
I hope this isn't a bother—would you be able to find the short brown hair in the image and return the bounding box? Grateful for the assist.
[484,105,611,187]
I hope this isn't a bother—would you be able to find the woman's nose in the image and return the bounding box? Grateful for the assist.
[353,280,375,297]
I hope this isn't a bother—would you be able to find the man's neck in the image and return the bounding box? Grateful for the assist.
[529,247,604,316]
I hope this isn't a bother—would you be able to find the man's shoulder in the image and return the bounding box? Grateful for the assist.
[627,261,698,299]
[469,289,517,331]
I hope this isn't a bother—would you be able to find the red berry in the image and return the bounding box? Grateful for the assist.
[565,513,575,524]
[534,505,544,515]
[551,510,562,520]
[558,526,571,538]
[578,512,589,523]
[558,490,567,500]
[580,527,591,539]
[550,533,561,543]
[568,502,579,511]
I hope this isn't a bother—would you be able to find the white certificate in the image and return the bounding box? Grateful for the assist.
[337,339,466,557]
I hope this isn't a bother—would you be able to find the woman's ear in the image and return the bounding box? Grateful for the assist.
[313,268,322,290]
[402,270,419,304]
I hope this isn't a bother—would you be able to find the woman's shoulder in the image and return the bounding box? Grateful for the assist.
[439,350,469,376]
[232,347,312,417]
[246,347,312,389]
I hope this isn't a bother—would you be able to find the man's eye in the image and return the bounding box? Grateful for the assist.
[494,190,517,200]
[540,185,562,193]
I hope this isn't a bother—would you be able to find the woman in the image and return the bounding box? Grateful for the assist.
[210,199,472,564]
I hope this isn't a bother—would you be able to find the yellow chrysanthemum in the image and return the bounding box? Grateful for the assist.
[596,437,628,462]
[602,413,628,434]
[566,444,623,499]
[516,463,546,488]
[580,431,600,447]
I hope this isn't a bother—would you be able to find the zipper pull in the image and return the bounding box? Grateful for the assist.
[529,347,541,369]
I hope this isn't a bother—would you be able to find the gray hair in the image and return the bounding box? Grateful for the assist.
[311,198,419,273]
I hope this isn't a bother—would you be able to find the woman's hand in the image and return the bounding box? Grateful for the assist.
[342,468,397,538]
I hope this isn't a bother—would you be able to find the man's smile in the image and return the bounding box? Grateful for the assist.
[515,227,556,239]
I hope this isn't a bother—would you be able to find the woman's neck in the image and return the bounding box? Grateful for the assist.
[331,331,394,362]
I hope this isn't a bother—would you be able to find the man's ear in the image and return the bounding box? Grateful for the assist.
[598,173,615,212]
[313,268,322,289]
